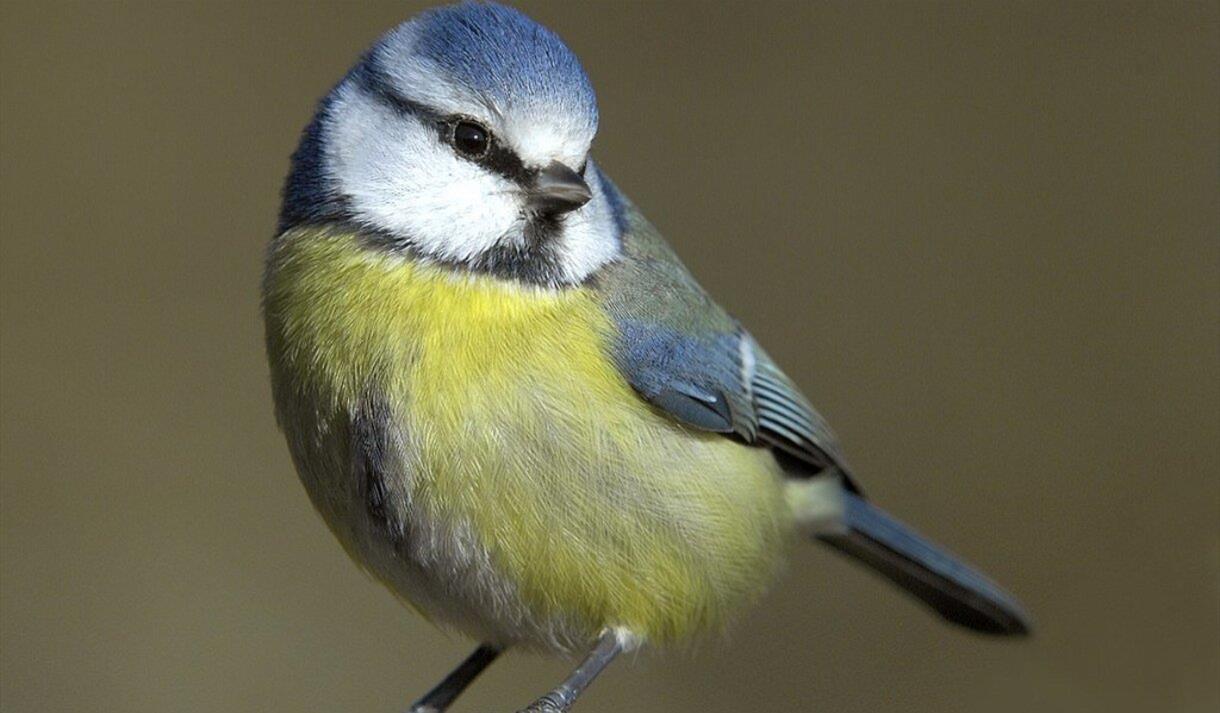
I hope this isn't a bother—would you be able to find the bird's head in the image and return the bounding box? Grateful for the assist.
[281,1,623,286]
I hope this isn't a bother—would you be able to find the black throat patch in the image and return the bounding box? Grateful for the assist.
[350,212,572,287]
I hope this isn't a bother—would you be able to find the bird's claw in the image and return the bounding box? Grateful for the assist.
[515,692,569,713]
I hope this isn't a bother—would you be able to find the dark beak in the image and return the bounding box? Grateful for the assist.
[527,161,592,216]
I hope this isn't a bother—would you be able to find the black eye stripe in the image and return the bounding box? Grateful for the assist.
[435,116,532,184]
[478,137,533,184]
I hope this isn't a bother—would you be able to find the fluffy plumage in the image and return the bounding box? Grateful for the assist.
[264,224,789,650]
[264,0,1030,669]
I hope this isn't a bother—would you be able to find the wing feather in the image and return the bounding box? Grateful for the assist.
[594,173,848,478]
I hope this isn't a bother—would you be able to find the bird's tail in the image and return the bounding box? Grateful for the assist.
[792,478,1031,636]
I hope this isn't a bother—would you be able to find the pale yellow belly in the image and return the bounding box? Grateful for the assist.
[264,229,792,648]
[400,345,790,645]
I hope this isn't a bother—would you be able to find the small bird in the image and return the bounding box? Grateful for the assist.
[262,3,1030,711]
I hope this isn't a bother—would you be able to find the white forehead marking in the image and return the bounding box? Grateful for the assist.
[373,45,504,132]
[500,114,590,170]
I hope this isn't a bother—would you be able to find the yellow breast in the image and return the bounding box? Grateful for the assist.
[264,228,791,645]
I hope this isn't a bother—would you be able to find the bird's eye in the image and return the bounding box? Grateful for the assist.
[452,120,491,158]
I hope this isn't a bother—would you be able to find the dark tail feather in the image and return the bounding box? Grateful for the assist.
[816,491,1032,636]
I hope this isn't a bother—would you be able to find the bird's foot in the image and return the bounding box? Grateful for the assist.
[515,692,570,713]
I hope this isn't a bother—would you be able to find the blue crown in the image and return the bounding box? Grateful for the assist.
[391,2,597,126]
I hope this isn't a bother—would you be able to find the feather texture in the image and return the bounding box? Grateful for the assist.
[263,226,790,651]
[597,180,847,477]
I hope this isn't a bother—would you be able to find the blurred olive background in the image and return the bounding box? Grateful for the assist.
[2,1,1217,712]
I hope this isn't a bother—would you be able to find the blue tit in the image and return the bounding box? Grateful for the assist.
[261,3,1030,711]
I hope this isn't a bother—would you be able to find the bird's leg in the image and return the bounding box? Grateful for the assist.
[407,644,502,713]
[516,629,625,713]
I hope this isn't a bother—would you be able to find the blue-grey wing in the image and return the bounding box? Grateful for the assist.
[614,318,846,473]
[594,170,848,475]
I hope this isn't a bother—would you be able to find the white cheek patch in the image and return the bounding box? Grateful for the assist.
[325,84,522,262]
[553,165,621,283]
[324,83,620,285]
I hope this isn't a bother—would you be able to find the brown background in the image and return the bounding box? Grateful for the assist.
[2,2,1217,712]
